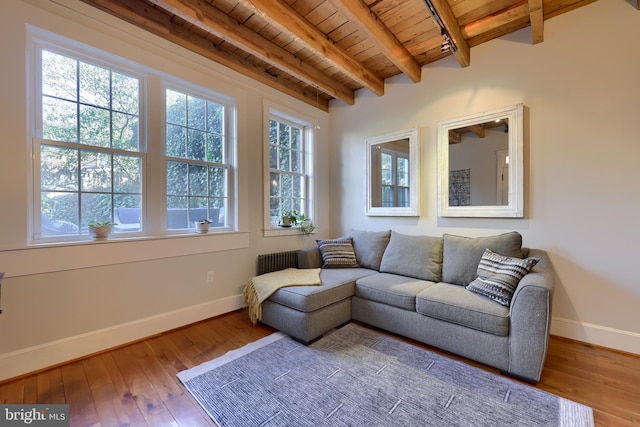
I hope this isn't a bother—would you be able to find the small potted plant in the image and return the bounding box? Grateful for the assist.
[280,210,298,227]
[195,219,211,234]
[297,214,316,235]
[88,220,115,240]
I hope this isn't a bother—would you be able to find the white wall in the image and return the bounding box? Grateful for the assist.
[0,0,330,380]
[329,0,640,354]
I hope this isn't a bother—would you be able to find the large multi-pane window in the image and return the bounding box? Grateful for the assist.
[268,116,309,225]
[165,89,228,229]
[380,149,410,208]
[31,32,235,243]
[37,48,142,238]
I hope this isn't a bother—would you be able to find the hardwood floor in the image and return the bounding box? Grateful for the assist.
[1,310,639,426]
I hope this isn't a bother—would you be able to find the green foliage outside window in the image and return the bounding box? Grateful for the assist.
[39,49,142,236]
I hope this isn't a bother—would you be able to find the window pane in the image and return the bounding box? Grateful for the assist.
[209,198,225,226]
[112,72,139,115]
[291,148,301,173]
[43,97,77,142]
[79,105,110,147]
[278,122,289,147]
[81,151,111,192]
[114,155,142,193]
[112,112,139,151]
[187,95,206,131]
[81,192,112,226]
[270,172,279,197]
[291,127,300,150]
[41,192,79,236]
[207,133,223,163]
[209,167,225,197]
[79,62,110,108]
[167,161,188,195]
[189,164,207,196]
[41,145,78,191]
[397,157,409,186]
[166,89,186,126]
[187,128,206,161]
[166,124,186,157]
[207,102,223,134]
[279,147,290,171]
[282,173,292,198]
[42,50,77,102]
[269,146,278,169]
[293,175,302,198]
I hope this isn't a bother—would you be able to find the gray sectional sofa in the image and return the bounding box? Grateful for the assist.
[259,230,554,383]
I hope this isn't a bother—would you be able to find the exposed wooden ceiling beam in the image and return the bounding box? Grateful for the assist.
[528,0,544,44]
[468,124,485,138]
[424,0,471,68]
[327,0,422,83]
[147,0,355,105]
[461,2,529,40]
[82,0,329,110]
[238,0,385,96]
[448,130,461,144]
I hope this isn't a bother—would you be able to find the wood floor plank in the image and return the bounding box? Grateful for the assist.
[60,360,100,427]
[1,310,639,427]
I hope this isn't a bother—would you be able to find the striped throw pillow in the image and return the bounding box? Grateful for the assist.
[466,249,539,306]
[316,237,360,268]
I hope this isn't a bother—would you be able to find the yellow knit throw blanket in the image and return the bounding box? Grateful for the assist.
[243,268,322,325]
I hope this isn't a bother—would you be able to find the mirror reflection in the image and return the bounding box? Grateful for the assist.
[370,138,410,208]
[366,128,419,216]
[438,104,524,218]
[448,119,509,206]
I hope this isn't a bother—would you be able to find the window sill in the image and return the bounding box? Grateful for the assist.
[263,226,317,238]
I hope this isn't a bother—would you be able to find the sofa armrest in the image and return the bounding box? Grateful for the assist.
[508,249,555,382]
[297,247,323,269]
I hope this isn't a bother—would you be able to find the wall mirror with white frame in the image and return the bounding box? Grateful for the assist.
[437,103,524,218]
[366,127,419,216]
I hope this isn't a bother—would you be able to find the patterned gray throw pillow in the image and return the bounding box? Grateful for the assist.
[466,249,539,306]
[316,237,360,268]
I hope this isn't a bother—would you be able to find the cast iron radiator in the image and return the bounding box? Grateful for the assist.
[257,250,298,275]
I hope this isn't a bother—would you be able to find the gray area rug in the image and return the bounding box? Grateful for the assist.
[177,324,594,427]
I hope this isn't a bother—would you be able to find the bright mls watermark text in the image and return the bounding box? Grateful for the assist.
[1,405,69,426]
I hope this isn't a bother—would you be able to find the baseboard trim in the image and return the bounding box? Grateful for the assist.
[0,294,245,382]
[551,316,640,355]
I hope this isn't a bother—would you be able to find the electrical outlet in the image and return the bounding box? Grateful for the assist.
[206,271,214,283]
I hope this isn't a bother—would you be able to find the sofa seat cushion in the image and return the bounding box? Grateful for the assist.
[355,273,436,311]
[268,268,377,312]
[415,283,510,336]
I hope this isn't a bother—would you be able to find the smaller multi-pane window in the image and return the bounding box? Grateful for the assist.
[37,49,142,238]
[269,117,307,225]
[380,149,410,208]
[165,89,228,229]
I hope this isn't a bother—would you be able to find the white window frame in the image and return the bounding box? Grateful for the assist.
[380,148,410,208]
[263,100,315,237]
[27,27,238,245]
[162,81,237,233]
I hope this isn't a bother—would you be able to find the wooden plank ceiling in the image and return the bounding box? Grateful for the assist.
[82,0,600,111]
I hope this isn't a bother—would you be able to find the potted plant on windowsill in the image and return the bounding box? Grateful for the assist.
[297,214,316,235]
[280,210,298,228]
[195,219,211,234]
[88,220,115,240]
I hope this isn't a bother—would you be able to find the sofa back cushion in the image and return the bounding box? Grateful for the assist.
[379,231,443,281]
[349,229,391,270]
[442,232,523,286]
